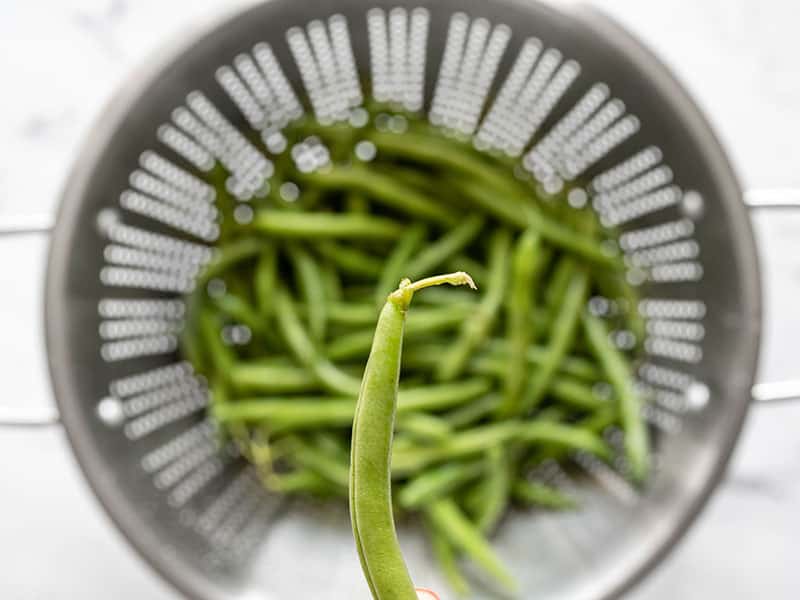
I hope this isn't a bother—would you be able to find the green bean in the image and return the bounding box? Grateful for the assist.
[277,435,350,488]
[372,164,440,195]
[198,310,235,377]
[396,413,453,443]
[286,243,328,342]
[405,214,485,280]
[549,378,608,411]
[512,480,576,510]
[316,241,383,278]
[273,287,361,396]
[321,259,343,303]
[451,177,528,228]
[216,391,470,436]
[403,341,600,383]
[472,446,511,533]
[327,304,476,362]
[582,312,649,482]
[427,525,471,597]
[213,397,355,429]
[212,293,265,336]
[369,129,524,199]
[254,246,278,317]
[543,256,575,323]
[251,210,403,239]
[375,223,428,306]
[594,269,646,345]
[498,229,542,418]
[266,468,346,497]
[345,192,369,214]
[398,378,492,413]
[580,405,618,434]
[437,229,510,381]
[229,362,319,394]
[195,236,263,290]
[392,420,609,474]
[516,420,610,459]
[391,422,518,475]
[399,460,484,509]
[453,179,621,270]
[311,431,351,462]
[350,272,476,600]
[519,268,589,415]
[300,302,377,327]
[528,208,621,270]
[442,395,502,429]
[482,339,602,381]
[426,498,516,591]
[303,166,458,226]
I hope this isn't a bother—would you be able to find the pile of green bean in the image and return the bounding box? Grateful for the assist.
[181,109,648,596]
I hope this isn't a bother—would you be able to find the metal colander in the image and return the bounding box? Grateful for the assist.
[31,0,782,598]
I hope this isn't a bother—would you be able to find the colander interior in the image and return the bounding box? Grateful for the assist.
[45,0,760,599]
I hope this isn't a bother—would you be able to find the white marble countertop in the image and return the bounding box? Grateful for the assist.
[1,0,799,598]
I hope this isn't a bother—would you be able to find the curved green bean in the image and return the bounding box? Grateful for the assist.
[350,272,476,600]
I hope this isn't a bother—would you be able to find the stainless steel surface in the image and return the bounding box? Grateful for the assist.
[38,0,766,599]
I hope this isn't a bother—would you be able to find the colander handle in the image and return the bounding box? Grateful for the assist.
[0,216,60,427]
[745,191,800,404]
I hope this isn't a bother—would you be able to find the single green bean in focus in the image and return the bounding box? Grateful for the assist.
[350,272,477,600]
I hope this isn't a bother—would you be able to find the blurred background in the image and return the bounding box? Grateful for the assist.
[1,0,798,598]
